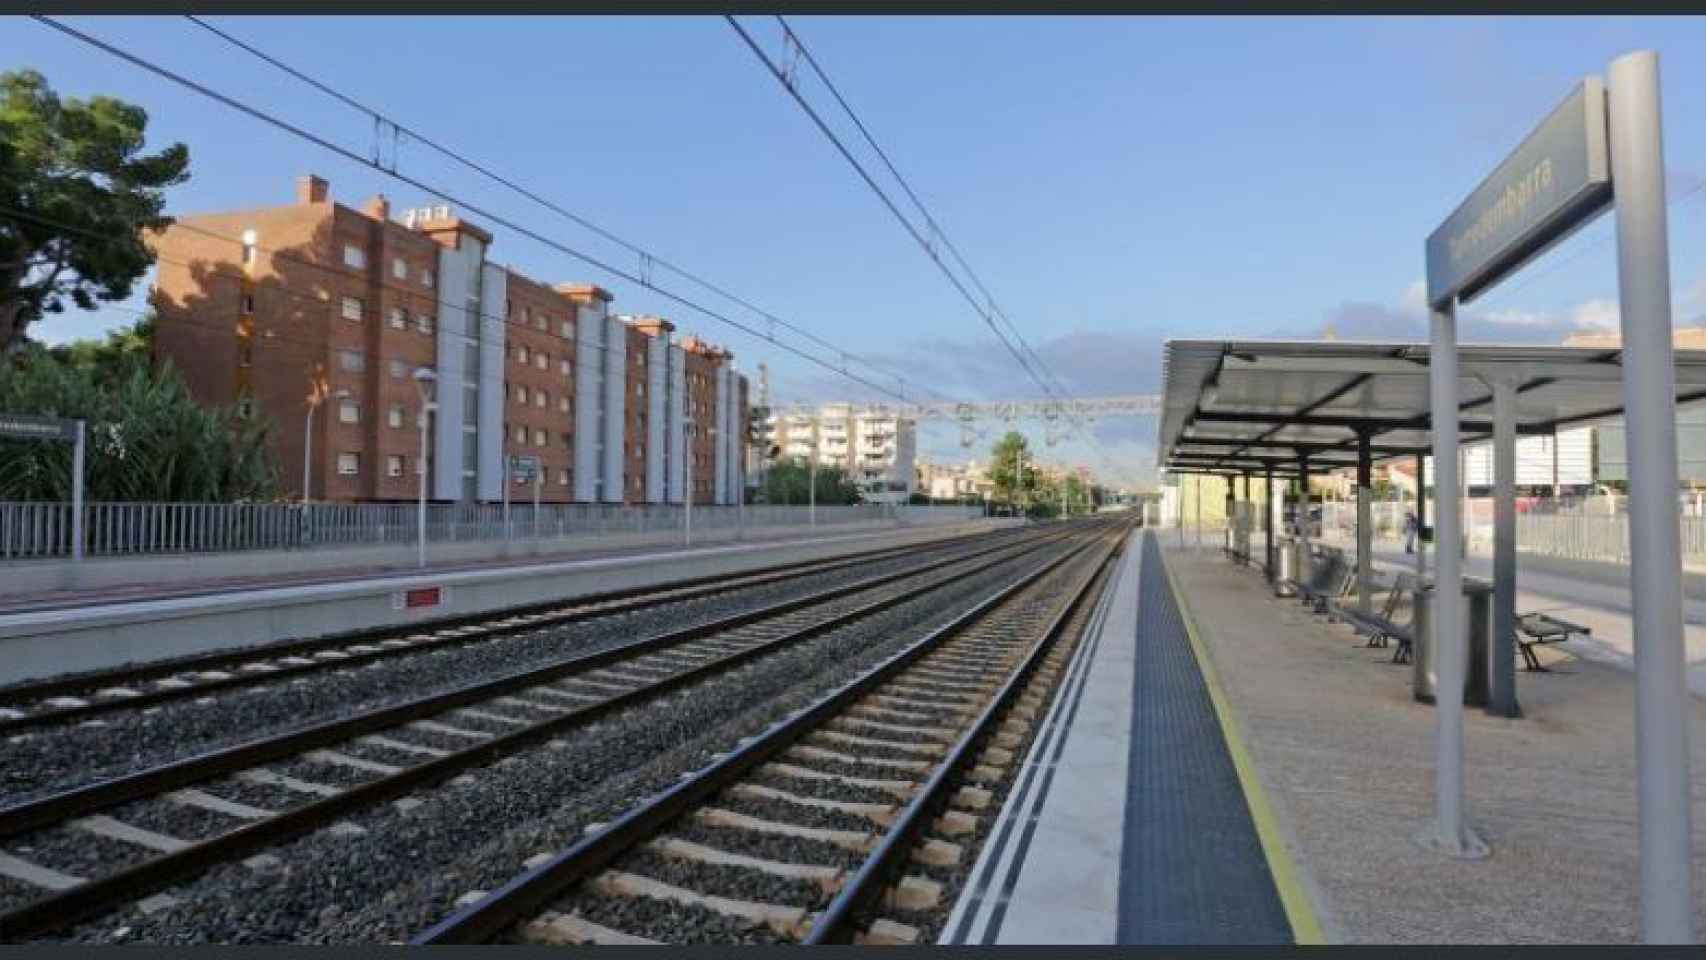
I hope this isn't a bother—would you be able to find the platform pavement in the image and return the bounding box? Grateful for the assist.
[941,529,1301,945]
[1162,542,1706,943]
[0,522,975,616]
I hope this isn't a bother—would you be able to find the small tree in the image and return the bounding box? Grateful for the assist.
[0,333,278,502]
[989,432,1035,512]
[0,69,190,352]
[762,459,862,506]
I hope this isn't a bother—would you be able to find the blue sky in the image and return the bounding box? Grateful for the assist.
[9,15,1706,487]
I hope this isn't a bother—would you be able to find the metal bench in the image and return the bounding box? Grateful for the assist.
[1335,572,1416,650]
[1293,551,1352,616]
[1514,612,1591,671]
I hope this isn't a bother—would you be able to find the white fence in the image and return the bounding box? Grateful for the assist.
[1317,498,1706,564]
[0,501,984,562]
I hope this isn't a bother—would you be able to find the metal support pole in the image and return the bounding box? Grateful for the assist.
[685,425,695,547]
[1263,465,1275,581]
[1194,473,1202,549]
[1416,452,1428,582]
[533,469,541,541]
[1608,48,1694,943]
[502,456,511,540]
[303,403,314,502]
[1357,430,1373,614]
[417,408,429,569]
[1418,299,1486,859]
[71,420,85,564]
[1489,376,1520,719]
[1297,456,1312,565]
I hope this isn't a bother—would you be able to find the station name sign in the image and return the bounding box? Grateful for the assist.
[0,413,79,442]
[1426,78,1613,308]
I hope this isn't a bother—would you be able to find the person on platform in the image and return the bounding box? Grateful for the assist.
[1403,509,1418,554]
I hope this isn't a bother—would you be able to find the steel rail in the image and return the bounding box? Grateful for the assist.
[0,528,1009,730]
[408,523,1121,945]
[0,528,1062,838]
[0,530,1078,941]
[805,528,1124,942]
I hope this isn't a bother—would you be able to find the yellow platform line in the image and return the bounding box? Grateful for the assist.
[1158,541,1327,945]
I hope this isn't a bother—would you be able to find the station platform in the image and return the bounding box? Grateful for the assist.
[941,529,1309,944]
[0,520,1007,686]
[1162,540,1706,942]
[946,528,1706,944]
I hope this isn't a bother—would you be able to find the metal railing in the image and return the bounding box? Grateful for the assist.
[1315,498,1706,564]
[0,501,984,562]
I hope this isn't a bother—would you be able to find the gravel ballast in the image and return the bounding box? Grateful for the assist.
[0,533,1032,806]
[38,537,1088,944]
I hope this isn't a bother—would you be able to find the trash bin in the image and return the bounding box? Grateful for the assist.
[1412,578,1492,706]
[1275,537,1298,596]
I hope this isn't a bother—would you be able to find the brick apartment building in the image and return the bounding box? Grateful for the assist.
[150,174,747,505]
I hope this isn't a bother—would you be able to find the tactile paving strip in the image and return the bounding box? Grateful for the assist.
[1116,533,1292,945]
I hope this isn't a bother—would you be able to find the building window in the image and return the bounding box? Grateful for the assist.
[388,404,404,428]
[343,245,365,269]
[534,428,546,447]
[421,268,434,288]
[389,360,405,380]
[389,307,407,330]
[417,313,434,335]
[512,424,526,444]
[393,257,407,280]
[338,350,365,373]
[515,345,529,364]
[341,296,363,322]
[236,395,254,419]
[514,385,528,405]
[560,320,573,339]
[337,452,360,475]
[558,469,569,486]
[534,352,547,371]
[534,313,547,332]
[241,293,255,315]
[560,359,570,377]
[338,399,360,424]
[559,396,570,413]
[636,382,645,398]
[387,455,405,478]
[522,306,531,326]
[534,391,546,409]
[237,341,253,367]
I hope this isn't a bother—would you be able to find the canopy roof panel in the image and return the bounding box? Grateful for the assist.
[1158,338,1706,475]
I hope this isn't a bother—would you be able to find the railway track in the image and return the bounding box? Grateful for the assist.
[0,524,1089,941]
[0,527,1021,736]
[410,522,1127,946]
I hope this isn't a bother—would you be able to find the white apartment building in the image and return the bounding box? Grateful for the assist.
[765,402,917,504]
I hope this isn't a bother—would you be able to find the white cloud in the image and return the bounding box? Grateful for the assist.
[1401,279,1429,316]
[1569,299,1620,331]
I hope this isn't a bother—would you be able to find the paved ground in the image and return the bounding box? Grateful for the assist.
[1164,543,1706,943]
[944,532,1294,945]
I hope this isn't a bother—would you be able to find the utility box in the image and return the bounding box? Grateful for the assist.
[1412,578,1493,706]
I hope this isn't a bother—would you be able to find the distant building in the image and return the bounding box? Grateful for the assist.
[149,173,746,504]
[766,403,917,504]
[1564,327,1706,490]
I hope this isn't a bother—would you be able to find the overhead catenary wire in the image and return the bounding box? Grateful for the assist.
[772,15,1085,416]
[726,16,1129,483]
[181,14,957,408]
[29,14,920,412]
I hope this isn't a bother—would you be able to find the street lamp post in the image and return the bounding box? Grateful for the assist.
[683,417,695,548]
[413,368,437,569]
[302,387,350,502]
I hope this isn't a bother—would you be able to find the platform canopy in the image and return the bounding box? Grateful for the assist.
[1157,338,1706,476]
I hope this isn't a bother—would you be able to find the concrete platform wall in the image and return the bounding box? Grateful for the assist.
[0,514,981,598]
[0,520,1016,686]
